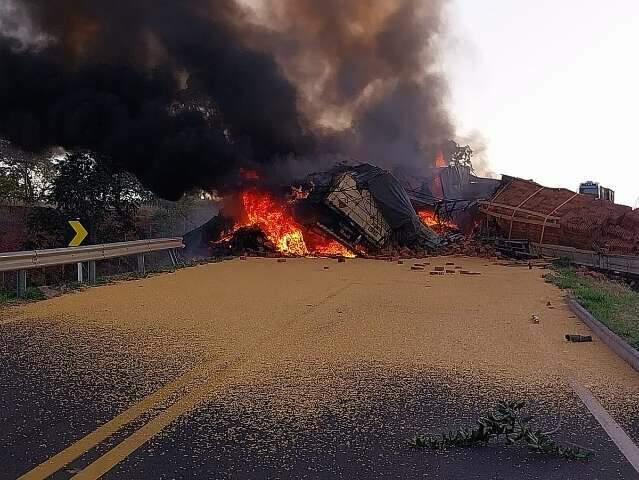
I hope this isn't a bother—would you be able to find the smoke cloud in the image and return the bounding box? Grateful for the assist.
[455,130,496,178]
[0,0,454,199]
[245,0,453,171]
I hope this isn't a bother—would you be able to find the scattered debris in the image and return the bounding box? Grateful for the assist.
[211,225,277,258]
[277,258,287,263]
[338,258,346,263]
[531,314,540,324]
[565,334,593,343]
[443,236,498,258]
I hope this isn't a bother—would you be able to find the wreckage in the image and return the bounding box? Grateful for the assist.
[185,163,455,257]
[185,157,639,265]
[295,163,443,252]
[480,176,639,255]
[405,163,501,234]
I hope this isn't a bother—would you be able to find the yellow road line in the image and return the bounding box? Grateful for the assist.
[67,286,354,479]
[71,365,238,480]
[19,283,350,480]
[17,357,230,480]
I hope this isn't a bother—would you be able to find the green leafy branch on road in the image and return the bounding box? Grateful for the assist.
[408,400,592,460]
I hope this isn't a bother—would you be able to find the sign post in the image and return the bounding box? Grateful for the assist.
[68,220,88,284]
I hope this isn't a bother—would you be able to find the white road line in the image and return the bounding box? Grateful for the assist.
[570,379,639,474]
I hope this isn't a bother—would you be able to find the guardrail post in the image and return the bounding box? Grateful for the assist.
[17,270,27,298]
[88,260,97,284]
[77,262,83,283]
[137,254,145,275]
[168,249,178,267]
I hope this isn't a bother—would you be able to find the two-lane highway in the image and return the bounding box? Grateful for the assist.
[2,257,639,479]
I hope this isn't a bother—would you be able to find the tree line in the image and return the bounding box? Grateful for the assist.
[1,140,196,249]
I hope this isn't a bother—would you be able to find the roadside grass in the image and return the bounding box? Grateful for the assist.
[546,265,639,350]
[0,261,195,307]
[0,286,45,306]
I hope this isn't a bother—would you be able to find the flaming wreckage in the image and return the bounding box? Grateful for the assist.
[185,156,639,263]
[183,130,639,261]
[184,162,501,258]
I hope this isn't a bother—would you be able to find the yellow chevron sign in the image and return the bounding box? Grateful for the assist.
[68,220,88,247]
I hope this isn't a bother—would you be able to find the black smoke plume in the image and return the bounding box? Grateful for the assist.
[0,0,454,200]
[245,0,454,172]
[0,0,312,199]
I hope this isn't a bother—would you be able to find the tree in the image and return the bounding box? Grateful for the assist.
[24,207,66,249]
[445,140,474,172]
[48,151,149,244]
[0,139,55,204]
[0,162,23,202]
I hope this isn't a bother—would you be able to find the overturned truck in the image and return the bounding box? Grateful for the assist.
[295,164,442,253]
[184,163,443,257]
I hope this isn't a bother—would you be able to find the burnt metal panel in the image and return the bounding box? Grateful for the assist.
[324,172,391,246]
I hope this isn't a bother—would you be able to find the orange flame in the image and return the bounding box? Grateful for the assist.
[434,150,446,168]
[236,190,355,257]
[310,238,356,258]
[239,190,308,255]
[418,210,457,233]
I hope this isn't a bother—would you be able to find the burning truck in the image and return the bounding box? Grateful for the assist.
[0,0,500,260]
[184,163,449,258]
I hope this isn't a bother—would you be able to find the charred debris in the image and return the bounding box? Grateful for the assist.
[184,162,502,259]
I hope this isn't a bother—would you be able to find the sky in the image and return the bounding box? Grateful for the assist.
[446,0,639,207]
[2,0,637,206]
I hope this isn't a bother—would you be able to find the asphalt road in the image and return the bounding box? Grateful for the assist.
[1,257,638,479]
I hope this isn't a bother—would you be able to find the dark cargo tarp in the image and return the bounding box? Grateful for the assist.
[311,163,441,248]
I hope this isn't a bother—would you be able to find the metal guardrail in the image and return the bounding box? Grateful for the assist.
[0,238,184,297]
[0,238,184,272]
[530,243,639,276]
